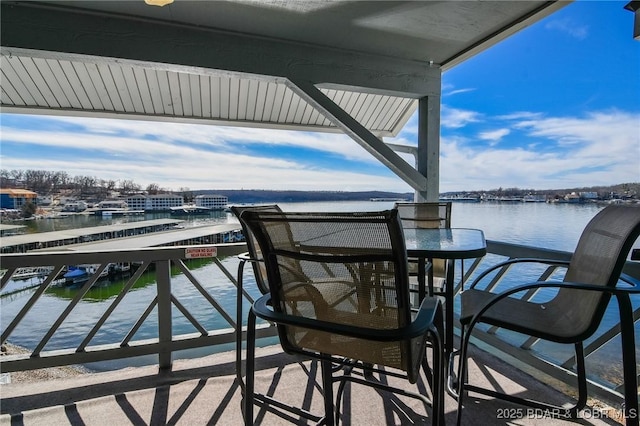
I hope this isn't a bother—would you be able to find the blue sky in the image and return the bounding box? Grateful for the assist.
[1,0,638,193]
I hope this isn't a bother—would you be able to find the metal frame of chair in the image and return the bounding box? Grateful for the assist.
[451,204,640,426]
[232,205,310,414]
[240,209,445,426]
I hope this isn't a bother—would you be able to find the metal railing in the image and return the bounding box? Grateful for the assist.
[1,240,639,406]
[1,244,254,372]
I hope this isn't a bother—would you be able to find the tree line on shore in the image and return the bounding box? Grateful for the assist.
[1,169,193,200]
[2,168,638,205]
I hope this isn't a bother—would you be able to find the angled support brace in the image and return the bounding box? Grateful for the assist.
[286,79,428,192]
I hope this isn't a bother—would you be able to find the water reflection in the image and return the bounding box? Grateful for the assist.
[43,257,215,302]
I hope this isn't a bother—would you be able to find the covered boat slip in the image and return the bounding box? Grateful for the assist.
[31,223,242,252]
[0,0,569,202]
[0,224,26,236]
[0,219,184,253]
[0,220,242,254]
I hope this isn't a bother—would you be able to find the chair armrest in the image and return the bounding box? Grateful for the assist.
[252,294,441,342]
[468,257,570,289]
[238,252,263,264]
[620,272,640,288]
[464,280,640,331]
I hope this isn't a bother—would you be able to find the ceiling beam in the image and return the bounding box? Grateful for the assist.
[441,1,567,70]
[1,2,440,98]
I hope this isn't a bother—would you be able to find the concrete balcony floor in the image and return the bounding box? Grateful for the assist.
[0,344,623,425]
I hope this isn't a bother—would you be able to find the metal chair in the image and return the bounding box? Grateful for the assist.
[395,202,452,299]
[240,209,445,425]
[452,204,640,426]
[234,204,338,423]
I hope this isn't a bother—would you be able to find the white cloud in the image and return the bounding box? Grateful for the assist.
[496,111,544,121]
[31,115,378,163]
[545,18,589,40]
[478,128,510,145]
[0,115,409,192]
[441,107,482,129]
[1,108,637,194]
[440,110,640,191]
[0,143,407,192]
[444,88,476,96]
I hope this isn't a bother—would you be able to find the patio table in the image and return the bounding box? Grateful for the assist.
[403,228,487,354]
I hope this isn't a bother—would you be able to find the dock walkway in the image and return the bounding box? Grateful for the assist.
[37,223,242,252]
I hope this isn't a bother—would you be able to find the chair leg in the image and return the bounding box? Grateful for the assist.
[428,324,445,426]
[321,358,336,426]
[334,362,356,423]
[572,342,588,416]
[454,324,593,425]
[236,259,247,393]
[455,324,469,426]
[243,309,257,425]
[618,293,639,426]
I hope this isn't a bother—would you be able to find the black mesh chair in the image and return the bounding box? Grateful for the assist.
[241,209,445,426]
[452,204,640,426]
[234,204,347,423]
[395,202,452,298]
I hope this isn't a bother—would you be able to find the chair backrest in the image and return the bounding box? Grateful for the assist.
[241,209,423,375]
[395,202,452,230]
[395,202,452,279]
[551,204,640,339]
[231,204,283,294]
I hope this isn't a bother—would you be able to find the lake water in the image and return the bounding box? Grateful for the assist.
[2,201,637,380]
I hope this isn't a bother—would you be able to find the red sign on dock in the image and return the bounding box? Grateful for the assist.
[184,247,217,258]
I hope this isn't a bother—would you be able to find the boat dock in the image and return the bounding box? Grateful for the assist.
[0,219,184,253]
[93,209,145,217]
[0,224,27,236]
[32,223,243,252]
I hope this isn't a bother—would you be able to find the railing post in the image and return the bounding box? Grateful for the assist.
[156,259,173,370]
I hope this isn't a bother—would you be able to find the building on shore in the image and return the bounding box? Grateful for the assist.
[62,201,88,212]
[98,200,128,209]
[125,194,147,211]
[195,194,228,210]
[0,189,38,210]
[122,194,228,212]
[125,194,183,212]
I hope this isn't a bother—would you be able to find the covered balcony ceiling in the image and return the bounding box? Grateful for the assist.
[0,0,568,136]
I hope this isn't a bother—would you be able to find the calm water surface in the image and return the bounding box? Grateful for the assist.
[2,201,636,376]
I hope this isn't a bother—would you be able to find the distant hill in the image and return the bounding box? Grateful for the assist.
[195,182,639,204]
[195,189,413,204]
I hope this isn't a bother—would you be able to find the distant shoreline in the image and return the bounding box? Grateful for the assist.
[200,189,413,204]
[196,184,638,205]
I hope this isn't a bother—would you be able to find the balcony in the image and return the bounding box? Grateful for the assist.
[2,240,638,424]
